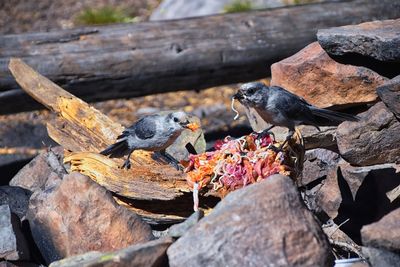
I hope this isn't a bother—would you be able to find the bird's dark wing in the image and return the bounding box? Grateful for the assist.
[118,115,157,140]
[271,86,311,106]
[269,86,320,128]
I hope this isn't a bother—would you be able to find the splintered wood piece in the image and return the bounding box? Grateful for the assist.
[64,152,189,201]
[8,58,191,202]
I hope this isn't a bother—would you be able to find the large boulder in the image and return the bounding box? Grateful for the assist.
[337,102,400,166]
[317,19,400,63]
[361,208,400,253]
[26,172,153,264]
[270,42,387,108]
[167,175,333,267]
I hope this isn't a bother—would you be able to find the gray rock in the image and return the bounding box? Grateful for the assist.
[150,0,286,21]
[337,102,400,166]
[167,175,333,267]
[27,172,153,265]
[0,205,30,261]
[377,75,400,119]
[49,238,173,267]
[318,19,400,62]
[362,247,400,267]
[361,208,400,253]
[302,149,340,186]
[10,147,65,192]
[168,210,204,238]
[0,186,31,220]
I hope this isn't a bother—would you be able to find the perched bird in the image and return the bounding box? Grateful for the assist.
[100,111,199,169]
[233,82,359,145]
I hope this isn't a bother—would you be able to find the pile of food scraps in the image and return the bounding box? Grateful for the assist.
[184,133,296,208]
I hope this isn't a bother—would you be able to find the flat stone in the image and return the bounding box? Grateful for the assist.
[270,42,387,109]
[361,208,400,253]
[9,147,65,192]
[49,238,173,267]
[337,102,400,166]
[377,75,400,119]
[0,186,31,220]
[26,172,153,264]
[0,205,30,261]
[167,175,333,267]
[317,19,400,63]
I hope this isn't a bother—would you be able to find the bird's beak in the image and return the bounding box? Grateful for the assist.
[180,121,200,132]
[233,91,244,100]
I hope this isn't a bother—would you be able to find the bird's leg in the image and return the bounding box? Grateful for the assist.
[257,125,275,140]
[121,150,133,169]
[159,150,183,171]
[279,129,295,149]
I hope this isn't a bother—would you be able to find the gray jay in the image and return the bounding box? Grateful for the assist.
[101,111,198,169]
[233,82,359,145]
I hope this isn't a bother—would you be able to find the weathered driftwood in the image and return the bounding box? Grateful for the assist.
[8,58,191,205]
[1,0,400,114]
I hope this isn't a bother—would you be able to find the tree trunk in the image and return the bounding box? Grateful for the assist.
[1,0,399,114]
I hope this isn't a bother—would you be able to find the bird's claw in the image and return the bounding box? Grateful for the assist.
[121,160,131,170]
[257,130,275,140]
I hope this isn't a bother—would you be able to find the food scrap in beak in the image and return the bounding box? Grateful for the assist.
[185,122,200,132]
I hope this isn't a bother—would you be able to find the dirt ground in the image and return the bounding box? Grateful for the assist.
[0,0,161,34]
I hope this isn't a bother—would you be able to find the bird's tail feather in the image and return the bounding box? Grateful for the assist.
[100,139,129,158]
[310,107,360,122]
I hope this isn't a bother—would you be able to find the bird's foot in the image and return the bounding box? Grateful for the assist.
[256,125,275,140]
[154,151,183,171]
[257,130,275,141]
[121,159,131,170]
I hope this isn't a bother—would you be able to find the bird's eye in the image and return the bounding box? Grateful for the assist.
[173,117,179,122]
[247,88,255,94]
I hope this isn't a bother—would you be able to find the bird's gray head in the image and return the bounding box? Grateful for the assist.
[233,82,266,108]
[165,111,194,132]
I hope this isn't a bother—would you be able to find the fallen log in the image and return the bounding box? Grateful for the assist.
[1,0,400,114]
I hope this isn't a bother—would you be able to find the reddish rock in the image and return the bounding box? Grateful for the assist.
[167,175,333,267]
[270,42,387,108]
[9,147,65,192]
[361,208,400,252]
[337,102,400,166]
[314,168,342,219]
[318,19,400,63]
[26,172,153,264]
[377,75,400,119]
